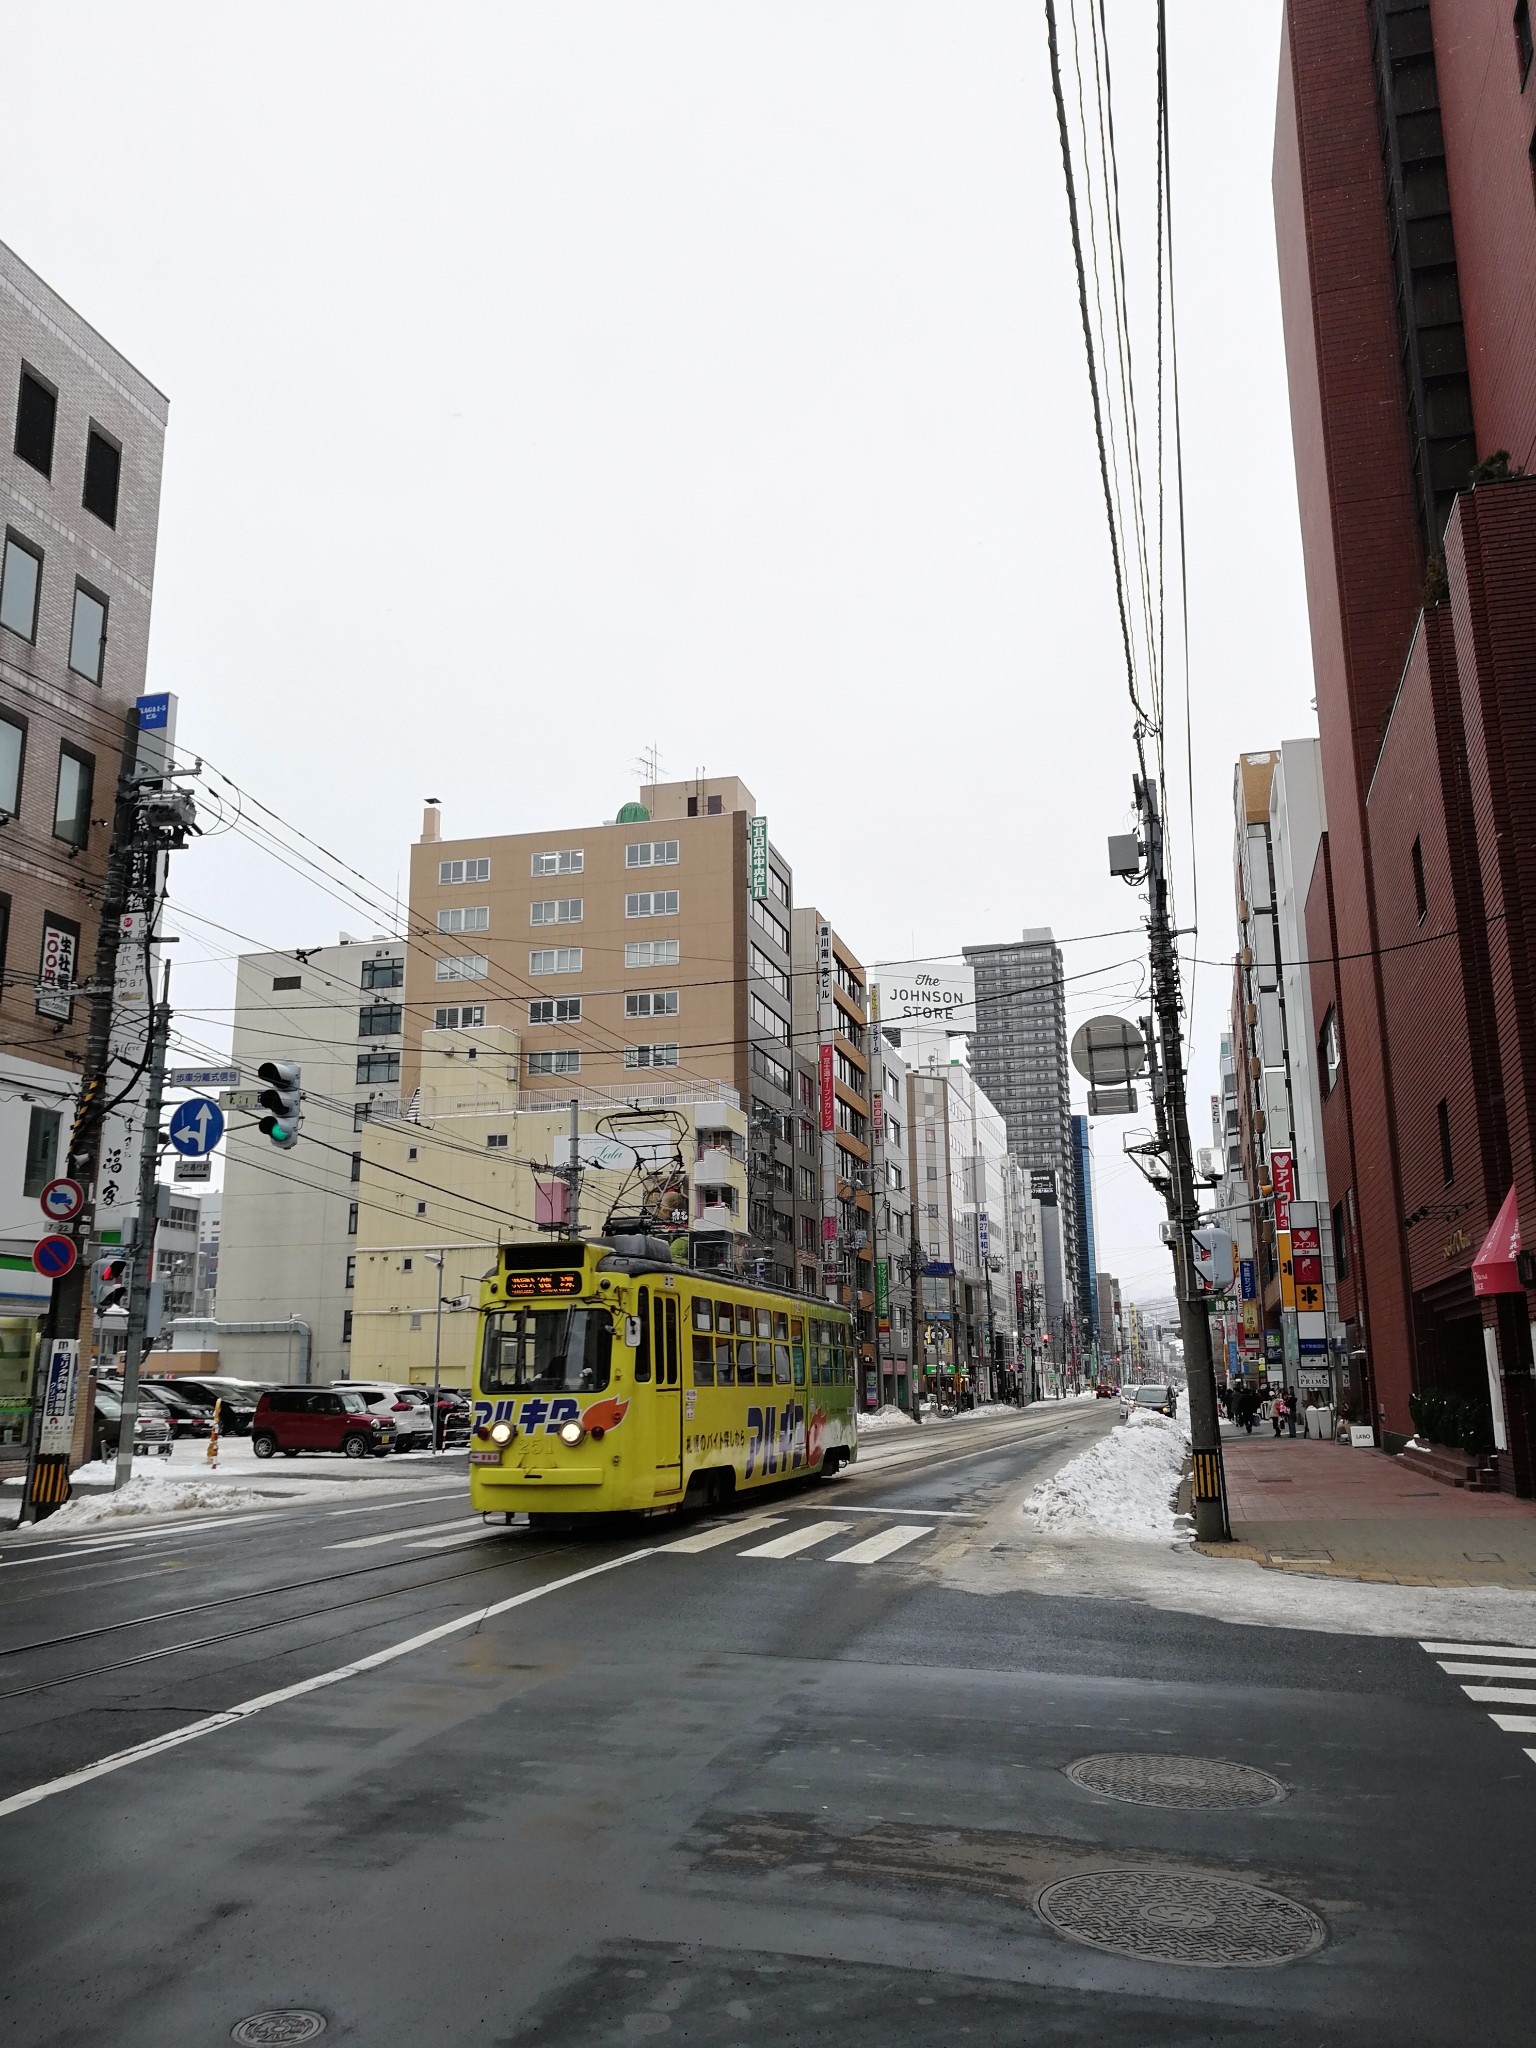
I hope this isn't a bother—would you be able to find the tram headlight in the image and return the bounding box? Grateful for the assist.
[558,1419,585,1447]
[490,1421,514,1446]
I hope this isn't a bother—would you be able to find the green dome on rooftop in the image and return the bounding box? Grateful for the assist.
[617,802,650,822]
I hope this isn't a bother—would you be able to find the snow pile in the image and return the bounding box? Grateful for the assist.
[46,1464,279,1526]
[857,1404,919,1435]
[1026,1408,1191,1542]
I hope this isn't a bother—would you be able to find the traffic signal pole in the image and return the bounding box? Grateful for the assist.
[1136,774,1230,1541]
[114,957,172,1492]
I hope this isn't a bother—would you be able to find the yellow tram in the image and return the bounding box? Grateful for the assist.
[469,1236,858,1517]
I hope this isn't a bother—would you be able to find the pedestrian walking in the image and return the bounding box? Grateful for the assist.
[1286,1391,1298,1438]
[1271,1391,1288,1438]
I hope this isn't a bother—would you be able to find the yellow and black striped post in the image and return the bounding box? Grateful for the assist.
[26,1453,72,1514]
[1191,1444,1230,1539]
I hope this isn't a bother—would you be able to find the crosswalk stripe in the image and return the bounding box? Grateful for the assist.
[739,1520,852,1559]
[1489,1714,1536,1733]
[407,1526,513,1551]
[326,1518,476,1551]
[826,1524,932,1565]
[664,1515,783,1554]
[1437,1661,1536,1679]
[1420,1641,1536,1659]
[1460,1684,1536,1706]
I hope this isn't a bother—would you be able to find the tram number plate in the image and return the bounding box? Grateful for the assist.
[469,1450,503,1464]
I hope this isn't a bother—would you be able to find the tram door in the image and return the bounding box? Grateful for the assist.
[652,1290,682,1490]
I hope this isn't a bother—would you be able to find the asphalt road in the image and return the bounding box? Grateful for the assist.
[0,1403,1530,2047]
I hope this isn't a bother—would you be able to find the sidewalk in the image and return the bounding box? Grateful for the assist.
[1202,1423,1536,1587]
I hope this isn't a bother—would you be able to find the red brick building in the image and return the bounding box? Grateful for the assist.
[1275,0,1536,1487]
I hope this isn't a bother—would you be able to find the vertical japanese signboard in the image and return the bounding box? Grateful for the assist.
[875,1261,889,1322]
[1270,1149,1295,1231]
[37,1338,80,1455]
[36,916,79,1022]
[748,814,768,900]
[819,1043,835,1132]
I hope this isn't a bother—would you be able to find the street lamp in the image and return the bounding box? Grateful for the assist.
[427,1251,445,1455]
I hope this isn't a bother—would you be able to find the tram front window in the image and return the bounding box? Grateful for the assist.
[482,1309,613,1393]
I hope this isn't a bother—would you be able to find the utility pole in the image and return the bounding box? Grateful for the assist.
[1134,773,1229,1541]
[907,1228,924,1422]
[113,959,171,1491]
[429,1250,445,1454]
[564,1097,581,1237]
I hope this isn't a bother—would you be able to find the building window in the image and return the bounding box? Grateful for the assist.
[439,857,490,884]
[358,1003,403,1036]
[273,974,301,991]
[768,867,790,907]
[750,944,790,999]
[1331,1200,1347,1279]
[436,905,489,934]
[1319,1006,1341,1097]
[752,1044,790,1092]
[13,368,56,476]
[486,1132,509,1148]
[798,1166,817,1203]
[526,1048,581,1075]
[531,848,583,875]
[53,744,93,849]
[356,1051,400,1084]
[416,1201,427,1216]
[749,993,789,1042]
[1518,0,1534,85]
[345,1255,356,1290]
[348,1201,358,1235]
[342,1311,353,1344]
[529,947,582,974]
[531,898,582,925]
[749,897,789,950]
[625,990,678,1018]
[1437,1097,1454,1184]
[625,890,679,918]
[434,1004,486,1028]
[22,1105,61,1197]
[624,1043,680,1069]
[625,840,679,867]
[1411,835,1427,923]
[799,1120,816,1154]
[350,1151,363,1182]
[68,584,108,684]
[361,956,403,989]
[82,427,121,526]
[625,939,679,969]
[798,1070,816,1111]
[0,712,24,817]
[0,533,41,641]
[529,997,582,1023]
[435,954,488,981]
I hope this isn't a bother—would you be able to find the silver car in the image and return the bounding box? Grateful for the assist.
[337,1381,436,1451]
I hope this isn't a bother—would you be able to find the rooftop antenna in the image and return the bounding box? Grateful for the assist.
[635,742,664,793]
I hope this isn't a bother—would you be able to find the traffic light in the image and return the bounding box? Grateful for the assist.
[256,1060,303,1148]
[91,1251,129,1310]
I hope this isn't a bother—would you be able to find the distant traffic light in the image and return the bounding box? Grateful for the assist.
[91,1251,129,1310]
[256,1060,303,1148]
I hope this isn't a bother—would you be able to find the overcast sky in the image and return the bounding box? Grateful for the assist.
[3,2,1316,1301]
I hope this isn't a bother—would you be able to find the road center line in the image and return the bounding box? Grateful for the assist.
[0,1546,655,1823]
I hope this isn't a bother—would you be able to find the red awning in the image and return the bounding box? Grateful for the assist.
[1472,1185,1522,1296]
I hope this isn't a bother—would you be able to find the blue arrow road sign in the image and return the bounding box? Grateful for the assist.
[168,1096,225,1157]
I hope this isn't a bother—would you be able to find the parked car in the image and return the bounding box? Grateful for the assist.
[250,1388,395,1460]
[141,1375,269,1436]
[92,1388,174,1461]
[430,1389,472,1449]
[133,1383,213,1439]
[340,1381,436,1452]
[1121,1383,1177,1419]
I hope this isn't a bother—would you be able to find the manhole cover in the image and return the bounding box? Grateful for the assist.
[231,2016,326,2046]
[1037,1870,1325,1968]
[1066,1753,1286,1810]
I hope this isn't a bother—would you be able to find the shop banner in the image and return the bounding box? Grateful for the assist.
[37,1338,80,1456]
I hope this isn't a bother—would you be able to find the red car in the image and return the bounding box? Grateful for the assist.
[251,1388,396,1459]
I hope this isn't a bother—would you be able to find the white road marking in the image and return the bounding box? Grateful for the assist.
[1438,1661,1536,1679]
[1489,1714,1536,1733]
[739,1520,852,1559]
[0,1547,655,1823]
[790,1503,976,1520]
[1420,1641,1536,1658]
[326,1490,464,1517]
[0,1540,141,1569]
[663,1515,784,1554]
[407,1526,514,1551]
[826,1524,933,1565]
[326,1518,477,1551]
[1460,1684,1536,1706]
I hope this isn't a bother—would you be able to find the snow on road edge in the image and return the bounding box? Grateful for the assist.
[1025,1409,1190,1542]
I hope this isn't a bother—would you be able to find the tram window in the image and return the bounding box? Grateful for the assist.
[790,1317,803,1344]
[715,1301,734,1339]
[738,1339,757,1384]
[664,1297,679,1385]
[792,1347,806,1386]
[482,1308,612,1393]
[736,1303,754,1338]
[634,1288,651,1382]
[772,1311,789,1342]
[693,1299,713,1332]
[756,1308,771,1339]
[774,1343,791,1384]
[715,1338,735,1386]
[692,1334,715,1386]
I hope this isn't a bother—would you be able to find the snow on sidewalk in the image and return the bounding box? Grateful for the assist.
[42,1461,288,1527]
[1026,1409,1190,1542]
[856,1405,919,1435]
